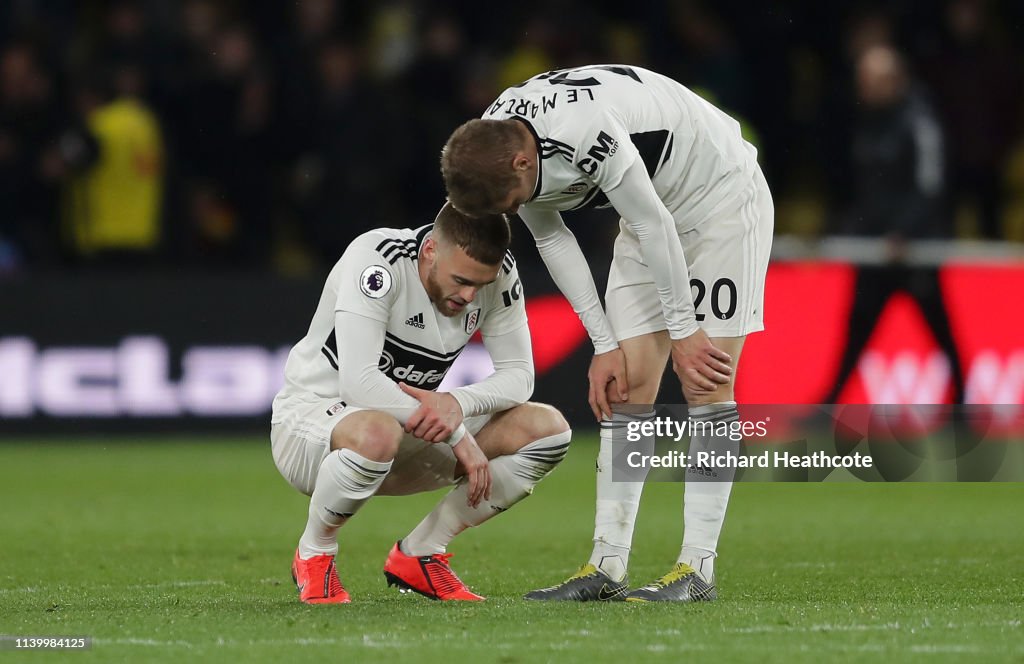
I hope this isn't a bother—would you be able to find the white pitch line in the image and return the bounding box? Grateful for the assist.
[95,636,410,649]
[97,638,196,649]
[87,634,1023,656]
[727,622,904,634]
[0,587,40,595]
[909,645,987,654]
[0,580,229,594]
[726,620,1021,635]
[123,580,227,590]
[783,561,839,568]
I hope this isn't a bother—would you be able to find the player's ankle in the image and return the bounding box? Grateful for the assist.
[679,546,716,582]
[297,542,337,559]
[590,550,628,582]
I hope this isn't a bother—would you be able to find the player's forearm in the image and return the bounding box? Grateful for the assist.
[520,208,619,353]
[450,327,535,417]
[339,365,466,446]
[336,310,465,445]
[338,364,418,418]
[451,364,534,418]
[634,224,699,339]
[606,162,699,339]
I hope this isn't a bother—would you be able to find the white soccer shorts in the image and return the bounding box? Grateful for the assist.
[605,168,774,341]
[271,398,492,497]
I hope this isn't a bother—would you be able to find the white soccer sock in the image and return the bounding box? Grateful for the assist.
[589,411,654,582]
[298,448,392,559]
[679,546,717,583]
[680,401,739,581]
[401,431,571,557]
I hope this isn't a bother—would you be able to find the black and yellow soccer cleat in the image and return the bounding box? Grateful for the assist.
[624,562,717,602]
[524,564,628,602]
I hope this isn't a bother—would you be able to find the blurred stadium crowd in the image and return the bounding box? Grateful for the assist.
[1,0,1022,276]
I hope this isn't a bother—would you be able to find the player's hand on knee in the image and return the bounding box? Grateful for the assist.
[400,382,464,443]
[452,432,491,507]
[588,348,629,421]
[670,330,732,393]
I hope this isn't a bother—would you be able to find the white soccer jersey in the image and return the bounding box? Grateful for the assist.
[484,64,759,231]
[272,225,527,421]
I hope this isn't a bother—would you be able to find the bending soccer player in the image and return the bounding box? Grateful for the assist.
[271,203,571,603]
[442,65,773,602]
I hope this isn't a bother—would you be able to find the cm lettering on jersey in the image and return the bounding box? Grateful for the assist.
[578,131,619,176]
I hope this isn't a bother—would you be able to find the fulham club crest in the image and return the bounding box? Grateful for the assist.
[464,309,480,334]
[359,265,392,298]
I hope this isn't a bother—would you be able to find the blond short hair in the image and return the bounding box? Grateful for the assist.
[440,119,525,217]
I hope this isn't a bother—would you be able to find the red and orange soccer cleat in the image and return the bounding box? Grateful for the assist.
[291,549,351,604]
[382,541,484,601]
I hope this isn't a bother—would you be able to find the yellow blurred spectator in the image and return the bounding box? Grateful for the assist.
[63,67,164,259]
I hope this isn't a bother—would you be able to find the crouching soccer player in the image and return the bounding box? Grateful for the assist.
[271,203,571,603]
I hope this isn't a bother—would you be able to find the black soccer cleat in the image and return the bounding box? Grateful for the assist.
[624,562,717,602]
[524,564,628,602]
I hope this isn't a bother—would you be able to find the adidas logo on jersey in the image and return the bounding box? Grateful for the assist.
[405,313,425,329]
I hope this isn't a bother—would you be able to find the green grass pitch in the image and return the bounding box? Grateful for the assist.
[1,435,1021,663]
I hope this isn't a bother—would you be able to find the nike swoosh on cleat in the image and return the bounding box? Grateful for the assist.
[597,584,622,600]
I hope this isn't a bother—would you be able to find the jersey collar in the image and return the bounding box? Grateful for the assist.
[511,117,543,203]
[414,224,433,258]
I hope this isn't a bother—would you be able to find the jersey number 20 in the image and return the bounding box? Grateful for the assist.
[690,278,737,321]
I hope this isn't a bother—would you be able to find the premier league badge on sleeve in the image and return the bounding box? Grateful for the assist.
[464,309,480,334]
[359,265,393,299]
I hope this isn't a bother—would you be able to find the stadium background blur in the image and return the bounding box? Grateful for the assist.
[2,0,1024,431]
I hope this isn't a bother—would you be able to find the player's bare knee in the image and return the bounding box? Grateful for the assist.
[499,402,570,453]
[356,417,403,461]
[331,411,403,461]
[524,402,571,440]
[495,403,571,483]
[683,381,736,407]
